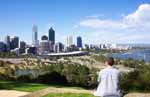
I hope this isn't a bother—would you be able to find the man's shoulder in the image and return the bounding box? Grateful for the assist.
[100,67,120,73]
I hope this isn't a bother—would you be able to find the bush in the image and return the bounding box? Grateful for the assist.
[120,64,150,93]
[35,63,97,88]
[36,71,67,84]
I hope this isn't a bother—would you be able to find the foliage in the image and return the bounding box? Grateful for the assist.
[120,64,150,93]
[91,54,105,63]
[0,52,18,58]
[35,63,98,88]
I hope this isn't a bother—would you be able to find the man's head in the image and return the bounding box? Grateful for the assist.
[105,57,114,66]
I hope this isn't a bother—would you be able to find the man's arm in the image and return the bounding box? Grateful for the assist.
[97,71,101,82]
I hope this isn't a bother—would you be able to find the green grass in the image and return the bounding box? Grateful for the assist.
[0,80,49,92]
[0,80,85,92]
[43,93,95,97]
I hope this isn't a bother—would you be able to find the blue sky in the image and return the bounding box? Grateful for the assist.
[0,0,150,45]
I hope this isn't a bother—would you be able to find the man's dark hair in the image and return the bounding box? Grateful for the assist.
[105,57,114,66]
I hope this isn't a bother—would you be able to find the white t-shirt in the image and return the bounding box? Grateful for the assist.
[94,66,121,97]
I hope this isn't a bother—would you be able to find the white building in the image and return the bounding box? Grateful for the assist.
[66,35,73,47]
[32,24,39,47]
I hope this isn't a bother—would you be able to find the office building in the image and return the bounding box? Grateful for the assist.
[40,40,51,54]
[19,41,26,53]
[32,25,39,47]
[0,42,5,52]
[48,27,55,44]
[77,36,82,48]
[4,35,11,51]
[41,35,48,40]
[11,36,19,49]
[66,35,73,47]
[54,42,64,53]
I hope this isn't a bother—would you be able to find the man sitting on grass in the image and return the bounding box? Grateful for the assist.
[94,57,121,97]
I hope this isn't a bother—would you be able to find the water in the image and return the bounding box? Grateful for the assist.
[108,49,150,62]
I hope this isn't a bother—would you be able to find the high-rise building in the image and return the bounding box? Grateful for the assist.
[4,35,11,51]
[40,40,50,54]
[66,35,73,47]
[20,41,26,49]
[54,42,64,53]
[11,36,19,49]
[32,25,39,47]
[48,27,55,44]
[19,41,26,53]
[77,36,82,48]
[0,42,5,52]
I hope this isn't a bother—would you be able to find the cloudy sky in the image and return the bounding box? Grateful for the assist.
[0,0,150,45]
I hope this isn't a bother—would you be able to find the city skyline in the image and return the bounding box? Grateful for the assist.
[0,0,150,44]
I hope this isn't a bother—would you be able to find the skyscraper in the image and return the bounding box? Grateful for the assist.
[19,41,26,53]
[32,25,39,47]
[13,36,19,48]
[66,35,73,47]
[48,27,55,44]
[77,36,82,48]
[4,35,11,51]
[10,36,19,49]
[0,42,5,52]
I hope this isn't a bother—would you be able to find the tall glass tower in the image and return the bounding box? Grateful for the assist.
[4,35,11,51]
[32,25,39,47]
[77,36,82,48]
[48,27,55,44]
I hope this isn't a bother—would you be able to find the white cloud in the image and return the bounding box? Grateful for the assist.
[77,4,150,44]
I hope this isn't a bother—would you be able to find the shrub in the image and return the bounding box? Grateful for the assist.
[120,64,150,93]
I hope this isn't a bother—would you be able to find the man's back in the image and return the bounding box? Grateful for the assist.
[94,66,121,97]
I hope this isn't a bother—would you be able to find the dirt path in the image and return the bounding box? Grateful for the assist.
[0,90,29,97]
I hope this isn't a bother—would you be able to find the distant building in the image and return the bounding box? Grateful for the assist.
[48,27,55,44]
[84,44,89,50]
[11,48,20,55]
[77,36,82,48]
[32,25,39,47]
[4,35,11,51]
[19,41,26,53]
[66,35,73,47]
[40,40,51,54]
[11,36,19,49]
[54,42,64,53]
[0,42,5,52]
[25,47,37,55]
[41,35,48,40]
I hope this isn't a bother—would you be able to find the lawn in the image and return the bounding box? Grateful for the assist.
[0,80,50,92]
[43,93,95,97]
[0,80,85,92]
